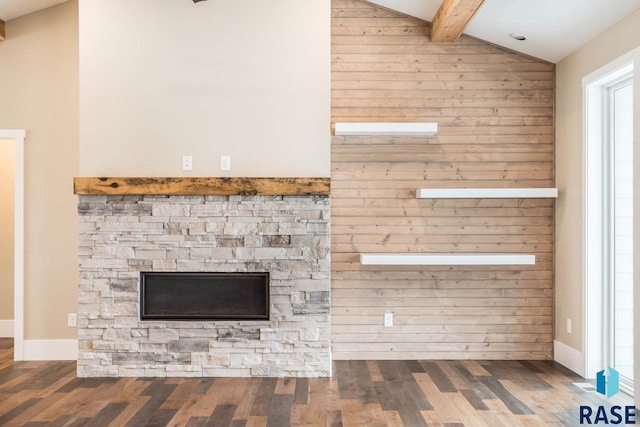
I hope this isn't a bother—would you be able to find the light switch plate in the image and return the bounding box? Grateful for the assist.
[220,155,231,171]
[384,313,393,327]
[68,313,77,327]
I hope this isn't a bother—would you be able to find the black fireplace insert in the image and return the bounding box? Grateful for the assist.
[140,272,270,321]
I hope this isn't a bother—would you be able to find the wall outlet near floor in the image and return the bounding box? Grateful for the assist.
[384,312,393,327]
[68,313,77,327]
[566,318,571,334]
[182,155,193,171]
[220,155,231,171]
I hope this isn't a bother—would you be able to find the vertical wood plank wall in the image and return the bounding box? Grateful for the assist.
[330,0,555,360]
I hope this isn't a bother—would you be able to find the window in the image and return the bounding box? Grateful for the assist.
[608,78,634,389]
[584,57,636,396]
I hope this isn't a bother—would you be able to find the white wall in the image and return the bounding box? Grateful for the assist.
[556,8,640,367]
[0,1,79,341]
[79,0,330,177]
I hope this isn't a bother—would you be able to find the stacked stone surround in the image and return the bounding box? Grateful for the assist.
[77,194,330,378]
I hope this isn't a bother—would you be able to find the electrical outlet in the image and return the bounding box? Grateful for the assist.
[68,313,77,327]
[566,318,572,334]
[182,155,193,171]
[384,312,393,327]
[220,155,231,171]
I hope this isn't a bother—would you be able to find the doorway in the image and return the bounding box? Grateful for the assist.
[0,139,15,338]
[0,130,25,360]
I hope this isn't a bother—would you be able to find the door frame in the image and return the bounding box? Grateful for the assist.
[0,129,25,360]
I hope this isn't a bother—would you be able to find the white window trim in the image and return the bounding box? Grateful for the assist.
[583,47,640,406]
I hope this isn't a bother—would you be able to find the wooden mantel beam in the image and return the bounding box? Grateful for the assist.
[0,19,5,42]
[73,177,331,196]
[430,0,486,42]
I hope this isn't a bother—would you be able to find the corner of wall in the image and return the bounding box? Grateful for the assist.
[0,320,14,337]
[554,339,585,377]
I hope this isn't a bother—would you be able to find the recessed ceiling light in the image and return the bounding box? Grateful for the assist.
[509,34,526,41]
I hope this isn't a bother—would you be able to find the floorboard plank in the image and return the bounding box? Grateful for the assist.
[84,402,128,427]
[0,398,42,425]
[266,395,293,427]
[479,377,535,415]
[250,378,277,417]
[421,361,458,393]
[293,377,309,404]
[205,404,238,427]
[124,382,178,427]
[350,360,379,404]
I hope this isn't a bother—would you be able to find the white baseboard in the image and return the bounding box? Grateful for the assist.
[0,320,14,337]
[554,339,585,377]
[23,339,77,361]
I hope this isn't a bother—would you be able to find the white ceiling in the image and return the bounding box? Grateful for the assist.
[369,0,640,63]
[1,0,639,63]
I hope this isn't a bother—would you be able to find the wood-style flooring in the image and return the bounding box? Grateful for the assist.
[0,339,633,426]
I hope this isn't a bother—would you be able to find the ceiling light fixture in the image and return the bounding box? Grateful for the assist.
[509,34,526,41]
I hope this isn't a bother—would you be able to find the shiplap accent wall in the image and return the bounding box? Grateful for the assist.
[331,0,555,360]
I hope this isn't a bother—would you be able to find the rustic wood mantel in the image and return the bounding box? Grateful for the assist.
[73,177,331,196]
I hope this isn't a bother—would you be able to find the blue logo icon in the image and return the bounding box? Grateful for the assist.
[596,366,620,398]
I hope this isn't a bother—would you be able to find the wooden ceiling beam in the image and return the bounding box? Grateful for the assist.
[0,19,5,42]
[431,0,486,42]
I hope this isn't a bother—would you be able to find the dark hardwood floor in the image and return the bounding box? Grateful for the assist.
[0,338,633,426]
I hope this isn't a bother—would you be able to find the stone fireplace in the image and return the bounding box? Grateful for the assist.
[76,179,330,378]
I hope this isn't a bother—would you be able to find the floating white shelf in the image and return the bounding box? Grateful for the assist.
[360,253,536,266]
[416,188,558,199]
[334,122,438,136]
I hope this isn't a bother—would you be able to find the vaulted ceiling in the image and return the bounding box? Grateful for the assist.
[0,0,68,21]
[1,0,639,62]
[368,0,640,62]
